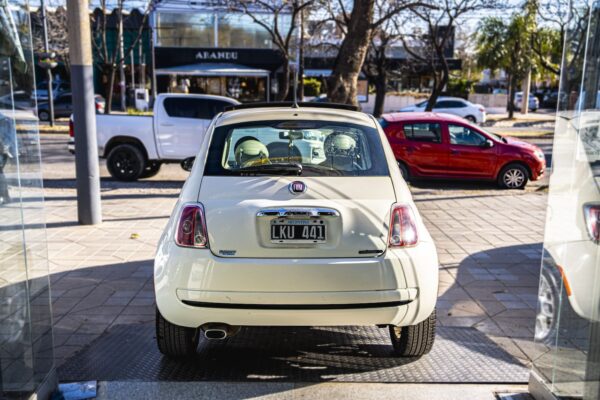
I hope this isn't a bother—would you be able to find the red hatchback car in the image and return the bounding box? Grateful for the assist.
[380,112,546,189]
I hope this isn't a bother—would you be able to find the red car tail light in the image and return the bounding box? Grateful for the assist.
[584,204,600,242]
[69,119,74,138]
[388,204,418,247]
[176,204,208,248]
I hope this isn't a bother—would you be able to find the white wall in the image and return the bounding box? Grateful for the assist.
[361,95,425,114]
[468,93,508,108]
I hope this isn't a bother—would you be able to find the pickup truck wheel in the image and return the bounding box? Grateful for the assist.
[107,144,145,181]
[389,309,436,357]
[156,307,199,358]
[140,161,162,179]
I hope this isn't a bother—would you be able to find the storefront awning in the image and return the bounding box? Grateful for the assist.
[155,63,270,77]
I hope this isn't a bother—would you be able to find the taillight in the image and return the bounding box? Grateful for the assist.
[479,107,485,113]
[176,204,208,248]
[69,120,74,137]
[584,204,600,242]
[388,204,418,247]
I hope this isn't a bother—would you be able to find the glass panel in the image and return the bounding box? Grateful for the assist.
[156,12,215,47]
[531,1,600,399]
[218,13,290,49]
[0,0,54,397]
[403,123,442,143]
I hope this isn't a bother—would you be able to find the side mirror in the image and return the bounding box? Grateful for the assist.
[481,139,494,149]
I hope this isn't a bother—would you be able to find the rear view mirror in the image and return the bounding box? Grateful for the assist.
[279,131,304,140]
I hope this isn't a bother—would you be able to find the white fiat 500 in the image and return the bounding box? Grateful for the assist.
[154,103,439,358]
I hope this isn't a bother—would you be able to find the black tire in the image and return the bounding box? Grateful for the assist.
[156,307,199,358]
[397,161,410,181]
[38,110,50,121]
[535,268,560,345]
[389,309,436,357]
[465,115,477,123]
[106,143,145,181]
[140,161,162,179]
[498,163,529,189]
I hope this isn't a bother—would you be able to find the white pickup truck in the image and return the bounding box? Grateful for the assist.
[69,94,239,181]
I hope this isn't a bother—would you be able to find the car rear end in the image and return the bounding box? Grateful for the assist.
[154,105,439,356]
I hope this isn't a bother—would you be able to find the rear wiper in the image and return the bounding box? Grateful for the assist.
[238,163,302,176]
[299,164,343,176]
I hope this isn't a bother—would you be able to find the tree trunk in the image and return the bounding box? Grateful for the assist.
[278,58,290,101]
[327,0,375,105]
[426,48,450,111]
[104,65,116,114]
[425,72,439,111]
[373,73,387,118]
[508,73,517,120]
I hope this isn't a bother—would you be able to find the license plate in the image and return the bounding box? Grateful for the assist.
[271,219,326,243]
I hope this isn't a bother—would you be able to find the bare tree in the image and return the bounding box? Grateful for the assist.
[401,0,499,111]
[91,0,151,114]
[230,0,313,101]
[533,0,583,77]
[362,5,407,117]
[323,0,427,106]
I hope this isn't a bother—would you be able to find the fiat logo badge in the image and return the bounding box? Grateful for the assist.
[289,181,307,195]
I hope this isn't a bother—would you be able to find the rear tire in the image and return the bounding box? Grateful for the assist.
[465,115,477,123]
[140,161,162,179]
[106,144,145,181]
[389,309,436,357]
[156,307,199,358]
[397,161,410,181]
[498,163,529,189]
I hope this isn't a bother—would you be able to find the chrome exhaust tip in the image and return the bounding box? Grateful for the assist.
[204,329,227,340]
[201,323,240,341]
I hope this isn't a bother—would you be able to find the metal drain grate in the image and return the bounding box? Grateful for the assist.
[58,325,529,383]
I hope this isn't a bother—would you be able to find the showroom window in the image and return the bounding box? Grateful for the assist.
[0,0,55,397]
[530,1,600,399]
[155,12,215,47]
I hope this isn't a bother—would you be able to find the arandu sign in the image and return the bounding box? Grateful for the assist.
[195,51,239,61]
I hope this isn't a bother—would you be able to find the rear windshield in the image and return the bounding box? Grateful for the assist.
[204,120,390,176]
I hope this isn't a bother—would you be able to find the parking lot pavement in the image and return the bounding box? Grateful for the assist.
[40,134,547,369]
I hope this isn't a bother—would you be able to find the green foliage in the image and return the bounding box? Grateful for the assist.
[303,78,322,97]
[127,108,153,116]
[533,27,562,75]
[476,15,532,82]
[446,78,473,97]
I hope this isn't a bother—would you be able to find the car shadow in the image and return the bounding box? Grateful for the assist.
[12,257,529,385]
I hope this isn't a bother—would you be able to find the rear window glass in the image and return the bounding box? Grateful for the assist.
[403,123,441,143]
[204,120,389,177]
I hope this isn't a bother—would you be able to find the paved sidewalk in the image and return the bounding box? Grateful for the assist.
[40,135,549,370]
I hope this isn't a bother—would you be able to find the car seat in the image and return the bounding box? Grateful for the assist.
[266,142,302,163]
[323,132,357,171]
[235,138,269,167]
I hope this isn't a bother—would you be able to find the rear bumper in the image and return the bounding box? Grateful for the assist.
[154,241,439,328]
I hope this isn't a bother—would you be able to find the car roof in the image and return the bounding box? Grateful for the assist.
[433,96,469,102]
[216,106,377,128]
[158,93,240,104]
[382,111,470,124]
